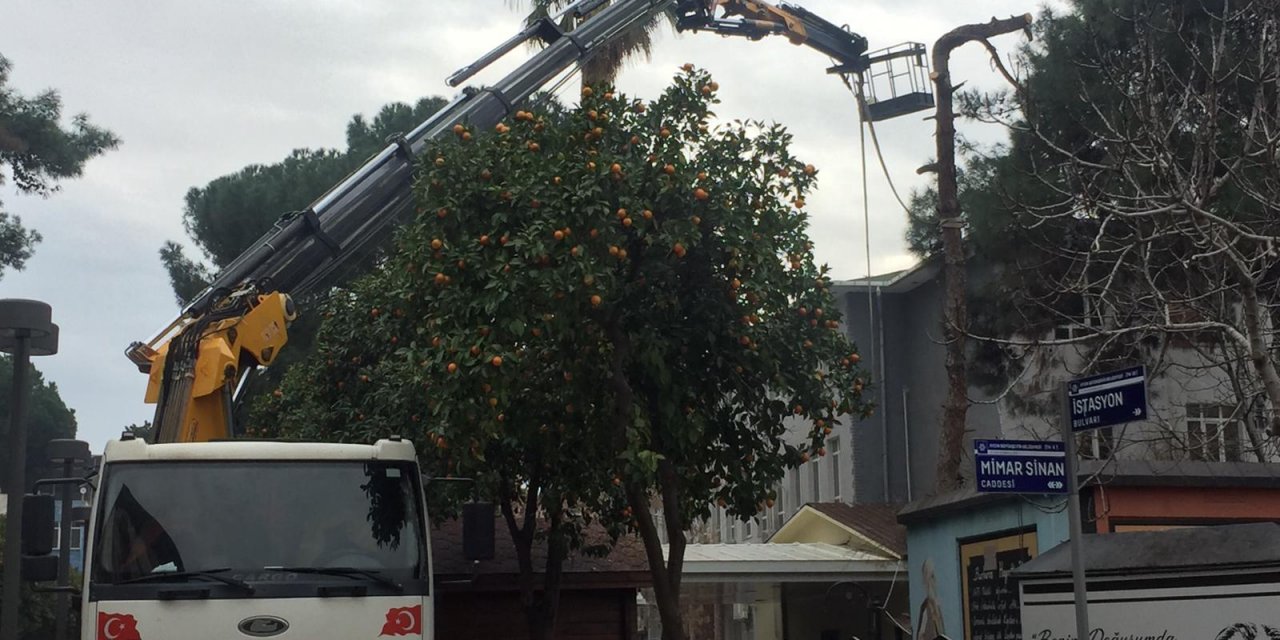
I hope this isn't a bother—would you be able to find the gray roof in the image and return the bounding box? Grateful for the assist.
[1013,522,1280,578]
[1078,458,1280,487]
[896,485,1010,524]
[832,257,941,293]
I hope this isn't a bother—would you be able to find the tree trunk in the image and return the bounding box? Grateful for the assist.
[929,15,1032,493]
[536,507,568,640]
[627,484,687,640]
[656,460,685,602]
[1236,280,1280,439]
[606,320,686,638]
[499,476,567,640]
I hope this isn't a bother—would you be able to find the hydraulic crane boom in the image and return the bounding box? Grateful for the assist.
[127,0,928,444]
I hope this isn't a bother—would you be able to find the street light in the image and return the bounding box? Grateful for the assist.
[0,299,58,640]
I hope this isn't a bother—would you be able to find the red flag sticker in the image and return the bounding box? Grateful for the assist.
[98,612,142,640]
[380,605,422,637]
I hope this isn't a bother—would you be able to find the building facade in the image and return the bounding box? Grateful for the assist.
[836,258,1279,504]
[833,258,1280,640]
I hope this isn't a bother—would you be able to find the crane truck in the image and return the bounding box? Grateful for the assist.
[20,1,932,638]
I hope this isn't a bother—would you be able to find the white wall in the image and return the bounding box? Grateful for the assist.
[994,341,1279,463]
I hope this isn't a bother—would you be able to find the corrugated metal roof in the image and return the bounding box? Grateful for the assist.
[678,542,890,563]
[668,542,903,582]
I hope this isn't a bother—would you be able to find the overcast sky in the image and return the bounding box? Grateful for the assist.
[1,0,1050,450]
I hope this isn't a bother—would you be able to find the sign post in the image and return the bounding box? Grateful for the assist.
[1062,418,1091,640]
[1063,365,1148,640]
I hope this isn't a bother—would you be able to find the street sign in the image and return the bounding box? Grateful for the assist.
[1067,365,1147,432]
[974,439,1068,494]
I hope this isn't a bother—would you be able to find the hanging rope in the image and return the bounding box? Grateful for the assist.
[858,75,875,333]
[839,73,914,216]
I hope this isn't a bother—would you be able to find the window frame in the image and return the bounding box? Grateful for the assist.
[829,437,842,500]
[1186,404,1243,462]
[809,456,822,502]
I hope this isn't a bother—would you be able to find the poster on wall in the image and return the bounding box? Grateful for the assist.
[1020,571,1280,640]
[960,530,1038,640]
[1111,523,1193,533]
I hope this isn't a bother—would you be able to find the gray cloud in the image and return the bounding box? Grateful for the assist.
[0,0,1049,450]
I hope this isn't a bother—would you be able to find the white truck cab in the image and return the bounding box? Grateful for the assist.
[81,436,432,640]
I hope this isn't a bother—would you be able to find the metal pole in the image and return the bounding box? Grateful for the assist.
[1,335,31,640]
[1062,384,1091,640]
[54,457,73,640]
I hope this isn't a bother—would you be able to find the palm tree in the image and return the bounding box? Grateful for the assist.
[517,0,667,85]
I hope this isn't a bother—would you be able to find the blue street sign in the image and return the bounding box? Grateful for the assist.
[974,439,1068,494]
[1067,365,1148,432]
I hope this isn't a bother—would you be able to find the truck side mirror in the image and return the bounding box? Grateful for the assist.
[21,494,55,556]
[462,502,495,562]
[21,555,58,583]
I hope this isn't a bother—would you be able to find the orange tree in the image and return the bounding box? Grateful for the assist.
[254,67,870,640]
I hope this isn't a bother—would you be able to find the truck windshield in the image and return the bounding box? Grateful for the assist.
[91,461,424,584]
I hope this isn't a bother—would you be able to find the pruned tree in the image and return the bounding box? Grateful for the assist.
[254,67,870,640]
[910,0,1280,462]
[923,15,1033,492]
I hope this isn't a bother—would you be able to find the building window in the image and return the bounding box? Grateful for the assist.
[71,524,84,551]
[728,517,738,543]
[1053,297,1103,340]
[773,481,783,524]
[51,525,60,551]
[829,437,842,500]
[1187,404,1243,462]
[774,481,786,531]
[790,469,803,509]
[810,457,822,502]
[1077,428,1114,460]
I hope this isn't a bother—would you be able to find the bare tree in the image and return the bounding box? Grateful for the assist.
[946,0,1280,463]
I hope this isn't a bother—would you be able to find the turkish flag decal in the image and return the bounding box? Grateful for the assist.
[98,612,142,640]
[380,605,422,637]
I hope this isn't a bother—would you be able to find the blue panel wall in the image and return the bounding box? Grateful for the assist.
[904,497,1069,639]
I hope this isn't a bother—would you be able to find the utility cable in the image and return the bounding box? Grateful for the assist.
[861,81,875,323]
[839,73,914,216]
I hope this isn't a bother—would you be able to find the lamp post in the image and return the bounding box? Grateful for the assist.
[0,299,58,640]
[46,439,89,640]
